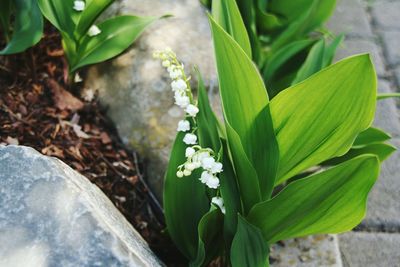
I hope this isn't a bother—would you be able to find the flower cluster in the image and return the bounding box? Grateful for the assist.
[73,1,102,36]
[154,48,225,212]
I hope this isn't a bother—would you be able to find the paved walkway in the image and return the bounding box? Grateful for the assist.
[327,0,400,266]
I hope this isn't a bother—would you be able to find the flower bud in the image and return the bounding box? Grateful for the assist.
[176,171,184,178]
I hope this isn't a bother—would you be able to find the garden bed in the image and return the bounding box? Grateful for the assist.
[0,25,185,266]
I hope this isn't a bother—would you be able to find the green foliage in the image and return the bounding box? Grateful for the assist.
[37,0,163,73]
[163,7,394,267]
[206,0,340,95]
[0,0,43,55]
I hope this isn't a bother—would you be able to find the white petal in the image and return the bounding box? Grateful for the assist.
[88,25,101,36]
[185,104,199,117]
[185,147,196,157]
[177,120,190,132]
[205,176,220,189]
[201,157,215,169]
[211,162,223,174]
[183,133,197,145]
[73,0,85,11]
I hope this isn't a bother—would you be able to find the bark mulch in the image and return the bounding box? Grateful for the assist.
[0,26,185,265]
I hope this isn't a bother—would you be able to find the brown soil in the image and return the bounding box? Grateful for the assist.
[0,26,185,265]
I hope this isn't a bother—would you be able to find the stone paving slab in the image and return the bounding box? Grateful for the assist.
[381,30,400,66]
[394,66,400,89]
[374,80,400,137]
[361,138,400,231]
[335,38,386,77]
[371,0,400,30]
[339,232,400,267]
[327,0,373,38]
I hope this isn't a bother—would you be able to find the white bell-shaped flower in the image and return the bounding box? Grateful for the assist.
[88,25,101,36]
[183,133,197,145]
[201,156,215,170]
[175,95,190,108]
[73,0,85,11]
[185,104,199,117]
[177,120,190,132]
[206,175,220,189]
[210,162,223,174]
[211,197,226,214]
[171,79,187,91]
[185,147,196,157]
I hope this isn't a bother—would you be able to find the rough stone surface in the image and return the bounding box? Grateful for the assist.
[84,0,216,198]
[381,30,400,66]
[361,138,400,231]
[326,0,373,38]
[0,145,162,267]
[339,232,400,267]
[270,235,342,267]
[374,80,400,137]
[394,65,400,89]
[371,0,400,30]
[334,38,386,77]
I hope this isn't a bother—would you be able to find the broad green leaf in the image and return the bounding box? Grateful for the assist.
[209,15,279,199]
[268,0,314,24]
[225,123,261,213]
[324,143,395,165]
[196,70,223,151]
[164,132,209,259]
[291,39,325,85]
[219,139,241,245]
[231,215,269,267]
[190,210,223,267]
[271,54,377,184]
[212,0,252,57]
[0,0,43,55]
[377,93,400,100]
[302,0,337,34]
[248,155,380,243]
[38,0,76,37]
[353,127,391,148]
[75,0,114,39]
[72,15,159,71]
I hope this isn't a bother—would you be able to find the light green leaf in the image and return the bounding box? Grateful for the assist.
[231,215,269,267]
[212,0,252,57]
[209,15,279,199]
[271,54,377,184]
[248,155,380,243]
[353,127,391,148]
[324,143,395,165]
[164,132,210,259]
[72,15,159,71]
[377,93,400,100]
[0,0,43,55]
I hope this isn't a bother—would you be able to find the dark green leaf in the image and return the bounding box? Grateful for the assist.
[231,215,269,267]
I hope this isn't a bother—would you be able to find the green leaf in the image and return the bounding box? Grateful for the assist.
[248,155,380,243]
[219,139,241,245]
[322,34,344,67]
[324,143,396,165]
[268,0,315,24]
[377,93,400,100]
[230,215,269,267]
[353,127,391,148]
[0,0,43,55]
[75,0,114,38]
[209,15,279,199]
[0,0,12,40]
[38,0,76,37]
[212,0,252,57]
[164,132,210,259]
[291,39,325,85]
[196,70,223,151]
[271,54,377,184]
[190,210,224,267]
[71,15,159,71]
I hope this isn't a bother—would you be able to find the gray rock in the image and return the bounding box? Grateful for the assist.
[0,145,162,267]
[270,235,342,267]
[84,0,216,198]
[339,232,400,267]
[334,38,386,78]
[394,66,400,89]
[371,0,400,30]
[326,0,373,38]
[381,30,400,66]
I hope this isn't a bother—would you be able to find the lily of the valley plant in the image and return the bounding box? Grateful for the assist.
[37,0,166,77]
[157,14,395,267]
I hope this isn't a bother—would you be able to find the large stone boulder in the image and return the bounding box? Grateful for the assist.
[0,145,162,267]
[84,0,218,198]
